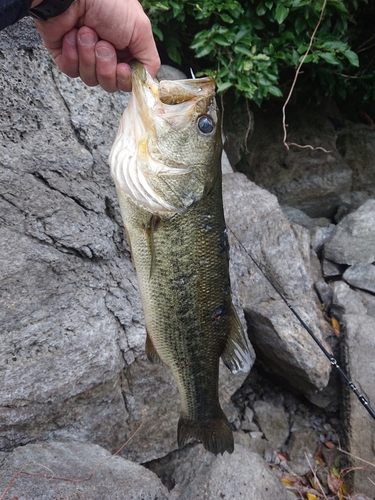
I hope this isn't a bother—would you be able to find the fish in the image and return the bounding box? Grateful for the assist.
[109,61,252,455]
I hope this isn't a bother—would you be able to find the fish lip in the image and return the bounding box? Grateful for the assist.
[129,60,216,112]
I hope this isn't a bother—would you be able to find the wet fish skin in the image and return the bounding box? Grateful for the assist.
[109,62,252,455]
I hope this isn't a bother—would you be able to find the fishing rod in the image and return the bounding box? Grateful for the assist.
[228,228,375,422]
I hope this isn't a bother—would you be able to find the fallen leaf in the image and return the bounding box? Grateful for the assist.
[277,451,289,462]
[327,472,344,494]
[332,466,340,478]
[331,317,340,337]
[281,478,294,487]
[339,482,351,500]
[324,441,335,449]
[358,110,375,127]
[314,447,325,466]
[306,493,319,500]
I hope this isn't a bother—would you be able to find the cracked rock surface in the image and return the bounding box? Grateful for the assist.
[0,20,249,465]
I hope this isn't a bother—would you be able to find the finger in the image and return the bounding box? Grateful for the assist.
[116,63,132,93]
[95,41,118,93]
[129,15,161,78]
[57,29,79,78]
[77,26,99,87]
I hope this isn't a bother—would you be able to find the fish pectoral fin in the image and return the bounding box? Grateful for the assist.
[177,410,234,455]
[145,331,163,364]
[221,305,253,375]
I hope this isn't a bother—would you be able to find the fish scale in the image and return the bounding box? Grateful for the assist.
[110,61,252,454]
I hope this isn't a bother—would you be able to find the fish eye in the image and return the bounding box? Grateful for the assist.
[197,115,215,134]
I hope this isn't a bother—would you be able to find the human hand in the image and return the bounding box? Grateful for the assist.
[32,0,160,93]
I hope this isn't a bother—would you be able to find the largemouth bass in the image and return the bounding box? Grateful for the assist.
[109,61,252,455]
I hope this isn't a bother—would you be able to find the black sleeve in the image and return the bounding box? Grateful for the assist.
[0,0,34,30]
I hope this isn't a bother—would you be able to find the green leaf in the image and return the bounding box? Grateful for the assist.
[344,49,359,67]
[167,45,181,64]
[275,5,289,24]
[319,52,340,65]
[268,85,283,97]
[218,12,234,23]
[169,0,181,17]
[212,34,232,46]
[194,45,214,58]
[294,15,306,35]
[235,28,249,43]
[152,25,163,41]
[234,45,254,57]
[216,81,233,93]
[256,3,267,16]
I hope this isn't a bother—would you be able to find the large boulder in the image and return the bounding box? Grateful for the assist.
[336,122,375,194]
[223,173,331,394]
[330,282,375,497]
[324,199,375,265]
[0,441,169,499]
[226,101,353,218]
[0,19,249,463]
[148,443,289,500]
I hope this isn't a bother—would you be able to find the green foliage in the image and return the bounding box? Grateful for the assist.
[141,0,375,106]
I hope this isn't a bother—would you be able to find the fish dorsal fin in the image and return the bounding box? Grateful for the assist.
[145,331,163,364]
[221,305,253,374]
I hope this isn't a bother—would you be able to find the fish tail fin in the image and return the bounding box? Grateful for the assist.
[177,409,234,455]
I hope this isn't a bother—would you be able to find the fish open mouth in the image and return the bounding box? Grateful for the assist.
[130,60,217,132]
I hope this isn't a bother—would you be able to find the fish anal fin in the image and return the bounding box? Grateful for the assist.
[145,331,163,364]
[221,304,253,375]
[177,409,234,455]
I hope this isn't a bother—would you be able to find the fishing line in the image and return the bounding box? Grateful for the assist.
[228,227,375,421]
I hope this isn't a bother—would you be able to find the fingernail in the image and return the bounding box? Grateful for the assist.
[78,33,96,47]
[96,46,113,61]
[66,31,76,45]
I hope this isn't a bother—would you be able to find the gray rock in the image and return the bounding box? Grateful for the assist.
[233,431,266,456]
[342,314,375,497]
[0,20,249,462]
[322,258,345,278]
[282,206,332,233]
[285,428,318,476]
[331,281,367,318]
[157,64,187,81]
[310,224,335,253]
[327,282,375,496]
[357,289,375,318]
[0,22,137,454]
[252,400,290,449]
[170,444,289,500]
[309,249,324,285]
[233,102,352,218]
[336,123,375,194]
[343,263,375,294]
[324,199,375,265]
[0,441,169,499]
[282,205,315,228]
[315,281,334,308]
[223,173,331,394]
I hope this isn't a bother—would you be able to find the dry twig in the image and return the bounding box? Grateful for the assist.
[282,0,331,153]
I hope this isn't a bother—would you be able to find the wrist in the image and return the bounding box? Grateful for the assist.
[30,0,43,7]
